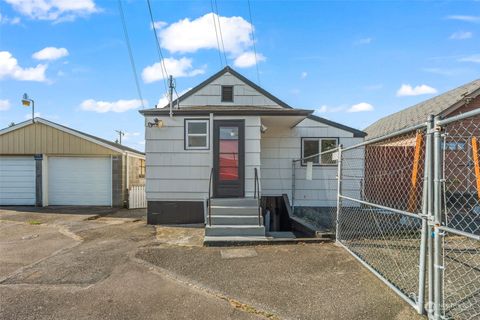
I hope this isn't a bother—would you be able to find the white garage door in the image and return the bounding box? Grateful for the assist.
[48,157,112,206]
[0,156,36,205]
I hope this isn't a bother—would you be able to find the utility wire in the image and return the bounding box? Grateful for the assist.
[117,0,145,108]
[146,0,169,93]
[210,0,224,68]
[213,0,228,66]
[247,0,261,84]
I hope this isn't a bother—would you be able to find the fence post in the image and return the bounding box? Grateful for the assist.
[335,145,343,243]
[426,115,435,318]
[433,115,444,320]
[417,115,433,315]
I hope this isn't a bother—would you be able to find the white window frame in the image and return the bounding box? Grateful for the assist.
[301,137,338,166]
[185,119,209,150]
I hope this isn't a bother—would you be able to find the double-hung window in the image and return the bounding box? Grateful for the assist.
[301,138,338,166]
[185,119,209,150]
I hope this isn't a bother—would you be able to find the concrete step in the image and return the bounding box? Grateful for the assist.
[205,225,266,237]
[210,198,258,207]
[210,215,262,225]
[210,206,259,216]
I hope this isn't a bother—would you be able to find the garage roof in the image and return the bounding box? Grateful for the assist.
[0,118,144,156]
[365,78,480,139]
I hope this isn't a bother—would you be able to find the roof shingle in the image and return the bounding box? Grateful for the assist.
[365,79,480,139]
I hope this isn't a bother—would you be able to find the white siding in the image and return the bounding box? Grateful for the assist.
[145,115,261,201]
[260,118,364,207]
[180,72,282,108]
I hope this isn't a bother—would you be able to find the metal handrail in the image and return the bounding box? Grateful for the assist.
[254,168,261,226]
[208,167,213,226]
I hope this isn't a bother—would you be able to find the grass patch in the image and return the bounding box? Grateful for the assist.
[28,220,43,225]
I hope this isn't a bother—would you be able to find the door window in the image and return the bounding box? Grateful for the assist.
[219,127,239,180]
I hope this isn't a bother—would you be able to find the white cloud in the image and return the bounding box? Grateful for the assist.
[446,15,480,23]
[316,105,344,113]
[142,57,205,83]
[354,37,372,45]
[32,47,69,60]
[300,71,308,79]
[80,99,146,113]
[152,21,167,29]
[396,84,438,96]
[4,0,98,22]
[0,51,47,82]
[347,102,374,113]
[138,140,145,145]
[0,99,11,111]
[459,54,480,63]
[157,87,191,108]
[233,51,266,68]
[449,31,473,40]
[159,13,254,55]
[0,13,21,25]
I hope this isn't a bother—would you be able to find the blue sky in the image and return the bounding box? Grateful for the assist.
[1,0,479,151]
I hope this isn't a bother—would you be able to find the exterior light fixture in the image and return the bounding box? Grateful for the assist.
[21,93,35,123]
[147,118,163,128]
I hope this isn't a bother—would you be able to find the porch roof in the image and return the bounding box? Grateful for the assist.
[139,106,313,117]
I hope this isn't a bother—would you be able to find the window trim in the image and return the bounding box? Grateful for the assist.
[221,85,234,102]
[184,118,210,150]
[300,137,339,166]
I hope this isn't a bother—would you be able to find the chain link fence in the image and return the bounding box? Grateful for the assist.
[335,108,480,320]
[438,112,480,320]
[337,129,428,312]
[288,108,480,319]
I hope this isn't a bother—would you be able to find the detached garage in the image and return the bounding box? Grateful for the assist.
[0,118,145,207]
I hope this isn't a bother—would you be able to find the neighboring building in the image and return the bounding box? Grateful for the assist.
[364,79,480,213]
[140,66,366,236]
[0,118,145,207]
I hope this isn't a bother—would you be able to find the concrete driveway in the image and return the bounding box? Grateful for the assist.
[0,207,424,320]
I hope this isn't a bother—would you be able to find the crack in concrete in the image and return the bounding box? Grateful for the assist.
[131,251,281,320]
[0,219,83,284]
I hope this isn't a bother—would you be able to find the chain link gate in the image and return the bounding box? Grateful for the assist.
[435,109,480,320]
[334,107,480,320]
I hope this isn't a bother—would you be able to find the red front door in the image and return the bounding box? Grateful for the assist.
[213,120,245,198]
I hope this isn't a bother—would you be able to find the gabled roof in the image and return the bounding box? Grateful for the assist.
[365,78,480,139]
[161,66,294,109]
[307,115,367,138]
[0,117,145,156]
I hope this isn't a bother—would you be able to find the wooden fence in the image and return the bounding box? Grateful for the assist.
[128,185,146,209]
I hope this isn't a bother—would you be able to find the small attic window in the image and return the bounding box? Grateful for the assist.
[221,86,234,102]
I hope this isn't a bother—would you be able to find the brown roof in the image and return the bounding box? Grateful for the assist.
[365,78,480,139]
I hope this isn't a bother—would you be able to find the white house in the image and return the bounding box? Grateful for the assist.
[140,67,365,238]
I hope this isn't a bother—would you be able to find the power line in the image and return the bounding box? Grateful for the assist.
[146,0,169,94]
[117,0,145,108]
[247,0,261,84]
[213,0,228,66]
[210,0,224,68]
